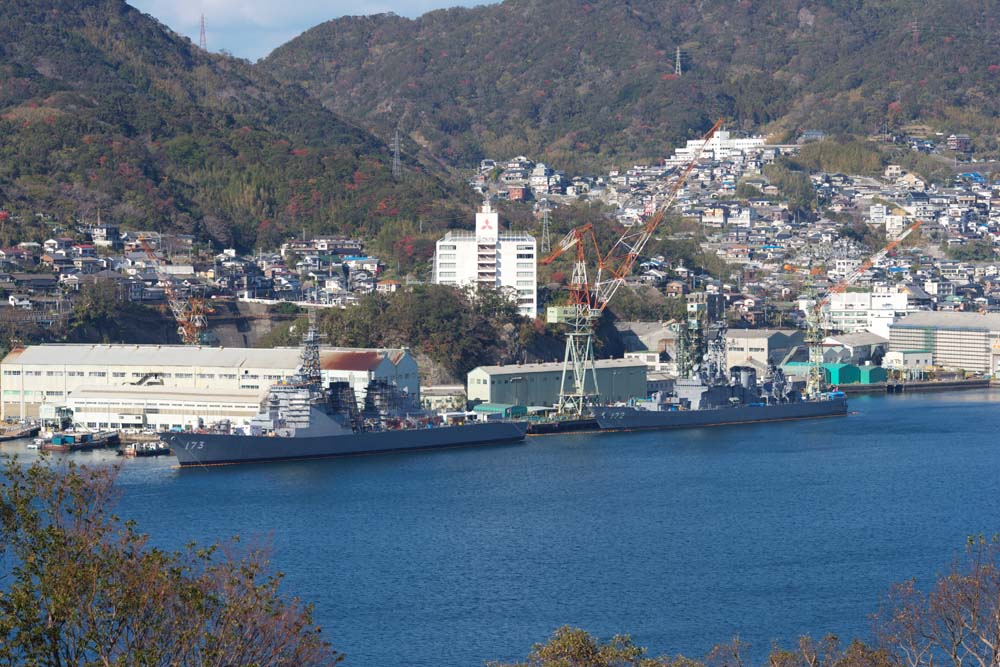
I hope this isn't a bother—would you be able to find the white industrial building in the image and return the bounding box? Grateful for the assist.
[671,130,765,163]
[0,344,419,423]
[467,359,647,406]
[806,287,909,338]
[889,312,1000,374]
[725,329,804,371]
[64,385,266,432]
[433,201,537,317]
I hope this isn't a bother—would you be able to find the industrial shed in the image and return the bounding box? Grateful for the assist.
[467,359,647,407]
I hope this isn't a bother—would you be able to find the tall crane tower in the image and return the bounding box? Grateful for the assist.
[139,238,213,345]
[541,119,724,414]
[804,219,923,397]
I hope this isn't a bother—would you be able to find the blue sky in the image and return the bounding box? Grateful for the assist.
[127,1,496,61]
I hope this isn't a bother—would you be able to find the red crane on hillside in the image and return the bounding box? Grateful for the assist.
[139,238,212,345]
[541,118,724,414]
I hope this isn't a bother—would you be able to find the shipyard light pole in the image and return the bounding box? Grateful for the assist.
[541,119,724,415]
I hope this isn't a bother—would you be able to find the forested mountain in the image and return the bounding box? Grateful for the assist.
[0,0,467,249]
[263,0,1000,171]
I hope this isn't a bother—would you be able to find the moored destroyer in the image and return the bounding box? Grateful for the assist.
[591,322,847,432]
[165,328,527,467]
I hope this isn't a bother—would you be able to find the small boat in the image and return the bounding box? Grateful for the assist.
[119,441,171,457]
[41,430,120,453]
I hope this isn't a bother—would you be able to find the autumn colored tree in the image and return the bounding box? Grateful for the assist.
[486,626,678,667]
[0,456,342,667]
[876,536,1000,667]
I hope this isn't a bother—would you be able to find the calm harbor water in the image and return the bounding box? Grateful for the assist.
[6,390,1000,667]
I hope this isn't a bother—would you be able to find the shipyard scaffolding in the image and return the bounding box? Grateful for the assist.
[541,119,724,415]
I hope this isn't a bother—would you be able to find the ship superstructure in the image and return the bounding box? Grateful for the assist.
[591,321,847,431]
[165,327,527,466]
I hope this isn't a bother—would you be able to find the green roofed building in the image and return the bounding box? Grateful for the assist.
[824,363,860,385]
[783,362,874,385]
[858,365,887,384]
[472,403,527,418]
[467,359,647,407]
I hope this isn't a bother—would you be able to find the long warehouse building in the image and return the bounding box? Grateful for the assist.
[467,359,647,406]
[0,344,419,423]
[888,311,1000,374]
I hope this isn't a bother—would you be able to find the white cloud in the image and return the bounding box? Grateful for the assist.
[128,1,495,60]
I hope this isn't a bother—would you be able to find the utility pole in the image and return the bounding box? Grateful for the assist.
[392,129,402,180]
[540,207,551,254]
[199,14,208,51]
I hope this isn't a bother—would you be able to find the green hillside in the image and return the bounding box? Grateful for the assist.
[263,0,1000,171]
[0,0,468,249]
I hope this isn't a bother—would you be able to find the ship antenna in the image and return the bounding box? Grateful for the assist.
[301,311,322,384]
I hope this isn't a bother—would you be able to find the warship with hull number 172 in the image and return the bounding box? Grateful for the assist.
[590,322,847,432]
[165,329,527,467]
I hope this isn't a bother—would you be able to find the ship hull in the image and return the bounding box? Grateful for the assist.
[591,397,848,431]
[163,421,529,467]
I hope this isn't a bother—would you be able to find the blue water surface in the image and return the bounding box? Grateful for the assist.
[7,390,1000,667]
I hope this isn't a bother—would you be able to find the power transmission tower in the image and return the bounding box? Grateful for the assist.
[392,129,401,179]
[199,14,208,51]
[675,46,683,76]
[540,207,551,254]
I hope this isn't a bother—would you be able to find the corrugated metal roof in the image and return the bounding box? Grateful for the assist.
[3,344,412,372]
[891,311,1000,332]
[4,344,300,369]
[471,359,646,375]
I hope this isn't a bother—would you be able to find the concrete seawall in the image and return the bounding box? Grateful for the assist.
[838,379,992,395]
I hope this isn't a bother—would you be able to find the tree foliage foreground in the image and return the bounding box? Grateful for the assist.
[493,538,1000,667]
[0,456,342,667]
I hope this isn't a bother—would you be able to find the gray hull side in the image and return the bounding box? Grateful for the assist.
[592,398,848,431]
[164,421,528,466]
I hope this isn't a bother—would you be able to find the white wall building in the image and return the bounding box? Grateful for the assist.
[0,344,419,421]
[671,131,765,163]
[825,287,909,338]
[889,312,1000,374]
[66,385,267,431]
[433,201,537,317]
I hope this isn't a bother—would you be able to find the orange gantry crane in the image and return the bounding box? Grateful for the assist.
[139,238,212,345]
[541,118,724,414]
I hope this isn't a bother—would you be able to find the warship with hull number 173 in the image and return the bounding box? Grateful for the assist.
[164,329,527,467]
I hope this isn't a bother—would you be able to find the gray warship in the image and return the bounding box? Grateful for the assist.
[591,322,847,431]
[165,329,527,467]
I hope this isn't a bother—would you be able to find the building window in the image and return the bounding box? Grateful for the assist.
[89,371,106,377]
[112,372,126,378]
[3,370,20,376]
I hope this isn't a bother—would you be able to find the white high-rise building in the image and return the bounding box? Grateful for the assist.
[434,202,537,317]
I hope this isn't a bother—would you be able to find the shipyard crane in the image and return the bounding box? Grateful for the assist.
[804,219,923,397]
[139,238,213,345]
[541,118,724,414]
